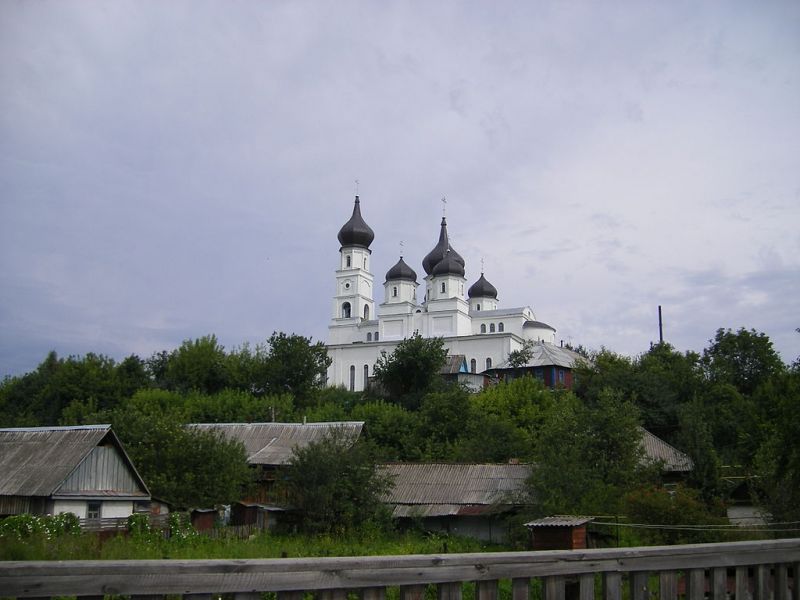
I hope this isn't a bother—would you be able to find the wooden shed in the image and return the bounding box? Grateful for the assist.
[525,516,593,550]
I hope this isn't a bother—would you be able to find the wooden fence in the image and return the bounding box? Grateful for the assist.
[1,538,798,600]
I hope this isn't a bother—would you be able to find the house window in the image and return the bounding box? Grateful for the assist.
[441,282,446,293]
[346,255,351,267]
[364,364,369,386]
[486,357,492,370]
[558,370,565,383]
[374,332,379,341]
[87,501,101,520]
[470,359,476,373]
[498,322,504,332]
[342,302,351,318]
[367,333,372,342]
[480,324,486,334]
[476,304,481,311]
[364,305,370,320]
[349,366,355,391]
[393,286,398,297]
[489,323,495,333]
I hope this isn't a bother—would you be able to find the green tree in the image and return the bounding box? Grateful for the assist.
[281,428,393,534]
[416,386,471,459]
[676,397,722,501]
[259,332,331,407]
[372,333,447,409]
[164,335,229,394]
[351,401,423,460]
[702,328,785,395]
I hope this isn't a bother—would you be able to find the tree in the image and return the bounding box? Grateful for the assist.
[507,339,536,368]
[163,335,229,394]
[281,428,393,533]
[702,328,785,396]
[259,332,331,407]
[372,333,447,409]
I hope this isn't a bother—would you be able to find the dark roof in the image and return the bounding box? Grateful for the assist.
[380,463,531,517]
[422,217,465,275]
[192,422,364,466]
[468,273,498,299]
[432,250,465,277]
[523,320,556,331]
[0,425,149,498]
[525,516,593,528]
[337,196,374,248]
[385,257,417,282]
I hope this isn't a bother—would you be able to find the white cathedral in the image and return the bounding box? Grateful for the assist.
[326,196,564,391]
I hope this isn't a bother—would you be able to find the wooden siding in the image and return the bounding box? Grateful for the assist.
[57,446,146,495]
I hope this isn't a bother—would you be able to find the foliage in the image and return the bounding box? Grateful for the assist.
[0,512,81,540]
[676,398,722,501]
[507,340,536,368]
[163,335,229,394]
[372,333,447,409]
[351,401,423,460]
[702,328,785,396]
[281,428,394,534]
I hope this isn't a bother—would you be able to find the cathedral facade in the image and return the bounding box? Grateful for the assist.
[326,196,560,391]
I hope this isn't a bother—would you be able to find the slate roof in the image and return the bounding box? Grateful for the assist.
[490,342,586,370]
[639,427,694,472]
[0,425,148,498]
[192,422,364,466]
[440,354,468,374]
[380,463,531,517]
[525,516,594,527]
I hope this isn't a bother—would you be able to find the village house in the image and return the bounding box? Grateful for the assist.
[0,425,150,523]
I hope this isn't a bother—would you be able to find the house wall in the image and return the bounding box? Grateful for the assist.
[0,495,46,516]
[58,445,144,494]
[102,501,134,518]
[53,500,87,518]
[51,499,135,519]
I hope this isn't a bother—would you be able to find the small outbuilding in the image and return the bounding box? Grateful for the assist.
[524,516,593,550]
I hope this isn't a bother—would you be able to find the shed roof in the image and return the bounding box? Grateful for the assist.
[524,516,594,527]
[381,463,531,517]
[639,427,694,472]
[192,421,364,465]
[0,425,149,498]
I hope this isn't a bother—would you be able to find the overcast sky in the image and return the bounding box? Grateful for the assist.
[2,1,799,377]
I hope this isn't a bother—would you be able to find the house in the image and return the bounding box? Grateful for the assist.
[191,421,364,527]
[524,516,594,550]
[380,462,531,543]
[638,427,694,480]
[0,425,150,521]
[484,342,586,389]
[439,354,487,391]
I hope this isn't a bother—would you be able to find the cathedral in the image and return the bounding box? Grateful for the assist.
[326,196,567,391]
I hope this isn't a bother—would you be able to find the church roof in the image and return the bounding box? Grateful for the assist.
[523,320,556,332]
[468,273,498,299]
[432,249,466,277]
[422,217,465,275]
[337,196,374,248]
[385,257,417,282]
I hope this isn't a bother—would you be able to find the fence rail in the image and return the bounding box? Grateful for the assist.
[1,538,798,599]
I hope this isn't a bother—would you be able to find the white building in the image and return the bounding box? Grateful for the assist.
[326,196,565,391]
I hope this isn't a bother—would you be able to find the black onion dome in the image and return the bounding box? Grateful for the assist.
[385,257,417,282]
[432,250,466,277]
[337,196,374,248]
[422,217,465,275]
[468,273,498,299]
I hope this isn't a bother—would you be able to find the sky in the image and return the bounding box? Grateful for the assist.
[1,1,799,377]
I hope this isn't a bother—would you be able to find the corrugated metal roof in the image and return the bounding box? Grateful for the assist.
[490,343,586,370]
[639,427,694,472]
[440,355,467,374]
[192,422,364,465]
[381,463,531,512]
[525,516,593,527]
[0,425,149,498]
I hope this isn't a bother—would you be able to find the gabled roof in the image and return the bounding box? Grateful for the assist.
[0,425,149,498]
[192,422,364,466]
[440,354,468,374]
[639,427,694,472]
[380,463,531,517]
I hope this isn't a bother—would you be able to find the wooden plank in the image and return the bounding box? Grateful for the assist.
[793,562,800,600]
[401,584,427,600]
[545,576,565,600]
[686,569,705,600]
[363,587,387,600]
[603,572,621,600]
[776,565,789,600]
[629,572,648,600]
[476,580,499,600]
[512,578,529,600]
[736,566,749,600]
[438,582,461,600]
[754,565,770,600]
[579,574,595,600]
[660,571,678,600]
[712,567,727,600]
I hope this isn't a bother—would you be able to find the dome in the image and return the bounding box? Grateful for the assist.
[422,217,465,275]
[432,250,465,277]
[337,196,374,248]
[468,273,498,299]
[385,257,417,282]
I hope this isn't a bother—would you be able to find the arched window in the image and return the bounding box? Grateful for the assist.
[364,364,369,387]
[498,322,504,332]
[392,286,398,298]
[367,332,372,341]
[470,358,476,373]
[346,255,351,267]
[363,257,367,268]
[342,302,351,318]
[374,332,379,341]
[441,282,446,293]
[349,365,355,391]
[486,357,492,370]
[480,324,486,334]
[476,304,481,311]
[490,323,496,333]
[364,305,370,320]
